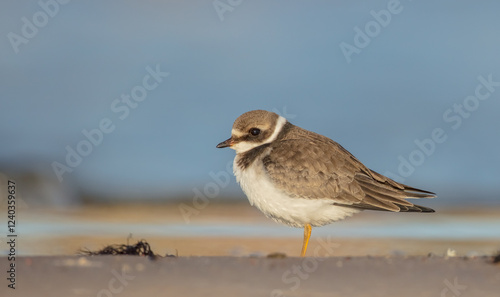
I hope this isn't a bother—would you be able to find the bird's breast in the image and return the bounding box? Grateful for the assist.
[233,155,359,228]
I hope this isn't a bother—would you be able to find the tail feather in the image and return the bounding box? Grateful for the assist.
[349,171,436,213]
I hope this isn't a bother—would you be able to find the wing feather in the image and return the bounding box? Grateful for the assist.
[262,125,435,213]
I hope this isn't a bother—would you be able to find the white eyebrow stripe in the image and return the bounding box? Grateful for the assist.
[231,129,245,137]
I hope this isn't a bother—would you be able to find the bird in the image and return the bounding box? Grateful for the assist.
[216,110,436,257]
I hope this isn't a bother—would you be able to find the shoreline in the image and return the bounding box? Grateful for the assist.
[15,236,500,257]
[2,203,499,257]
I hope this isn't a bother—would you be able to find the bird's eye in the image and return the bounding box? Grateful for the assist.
[249,128,261,136]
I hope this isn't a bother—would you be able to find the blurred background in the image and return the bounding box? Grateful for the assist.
[2,0,499,206]
[0,1,499,256]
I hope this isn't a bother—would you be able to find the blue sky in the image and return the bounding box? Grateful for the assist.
[1,1,499,205]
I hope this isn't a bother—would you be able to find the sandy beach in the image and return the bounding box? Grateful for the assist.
[1,203,499,296]
[2,255,500,297]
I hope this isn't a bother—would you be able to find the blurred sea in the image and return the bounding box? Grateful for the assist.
[1,1,499,207]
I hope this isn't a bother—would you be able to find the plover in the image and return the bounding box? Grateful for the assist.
[217,110,435,256]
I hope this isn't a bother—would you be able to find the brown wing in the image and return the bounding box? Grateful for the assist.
[262,127,435,212]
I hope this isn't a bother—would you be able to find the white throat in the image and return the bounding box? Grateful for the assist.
[232,115,287,154]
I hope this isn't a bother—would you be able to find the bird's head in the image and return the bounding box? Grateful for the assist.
[216,110,287,154]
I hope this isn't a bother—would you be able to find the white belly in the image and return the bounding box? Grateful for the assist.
[233,156,360,228]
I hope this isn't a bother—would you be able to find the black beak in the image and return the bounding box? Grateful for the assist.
[216,138,233,148]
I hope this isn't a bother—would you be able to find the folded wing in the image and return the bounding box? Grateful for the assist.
[262,132,435,213]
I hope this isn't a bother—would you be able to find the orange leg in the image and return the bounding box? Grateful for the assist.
[300,223,312,257]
